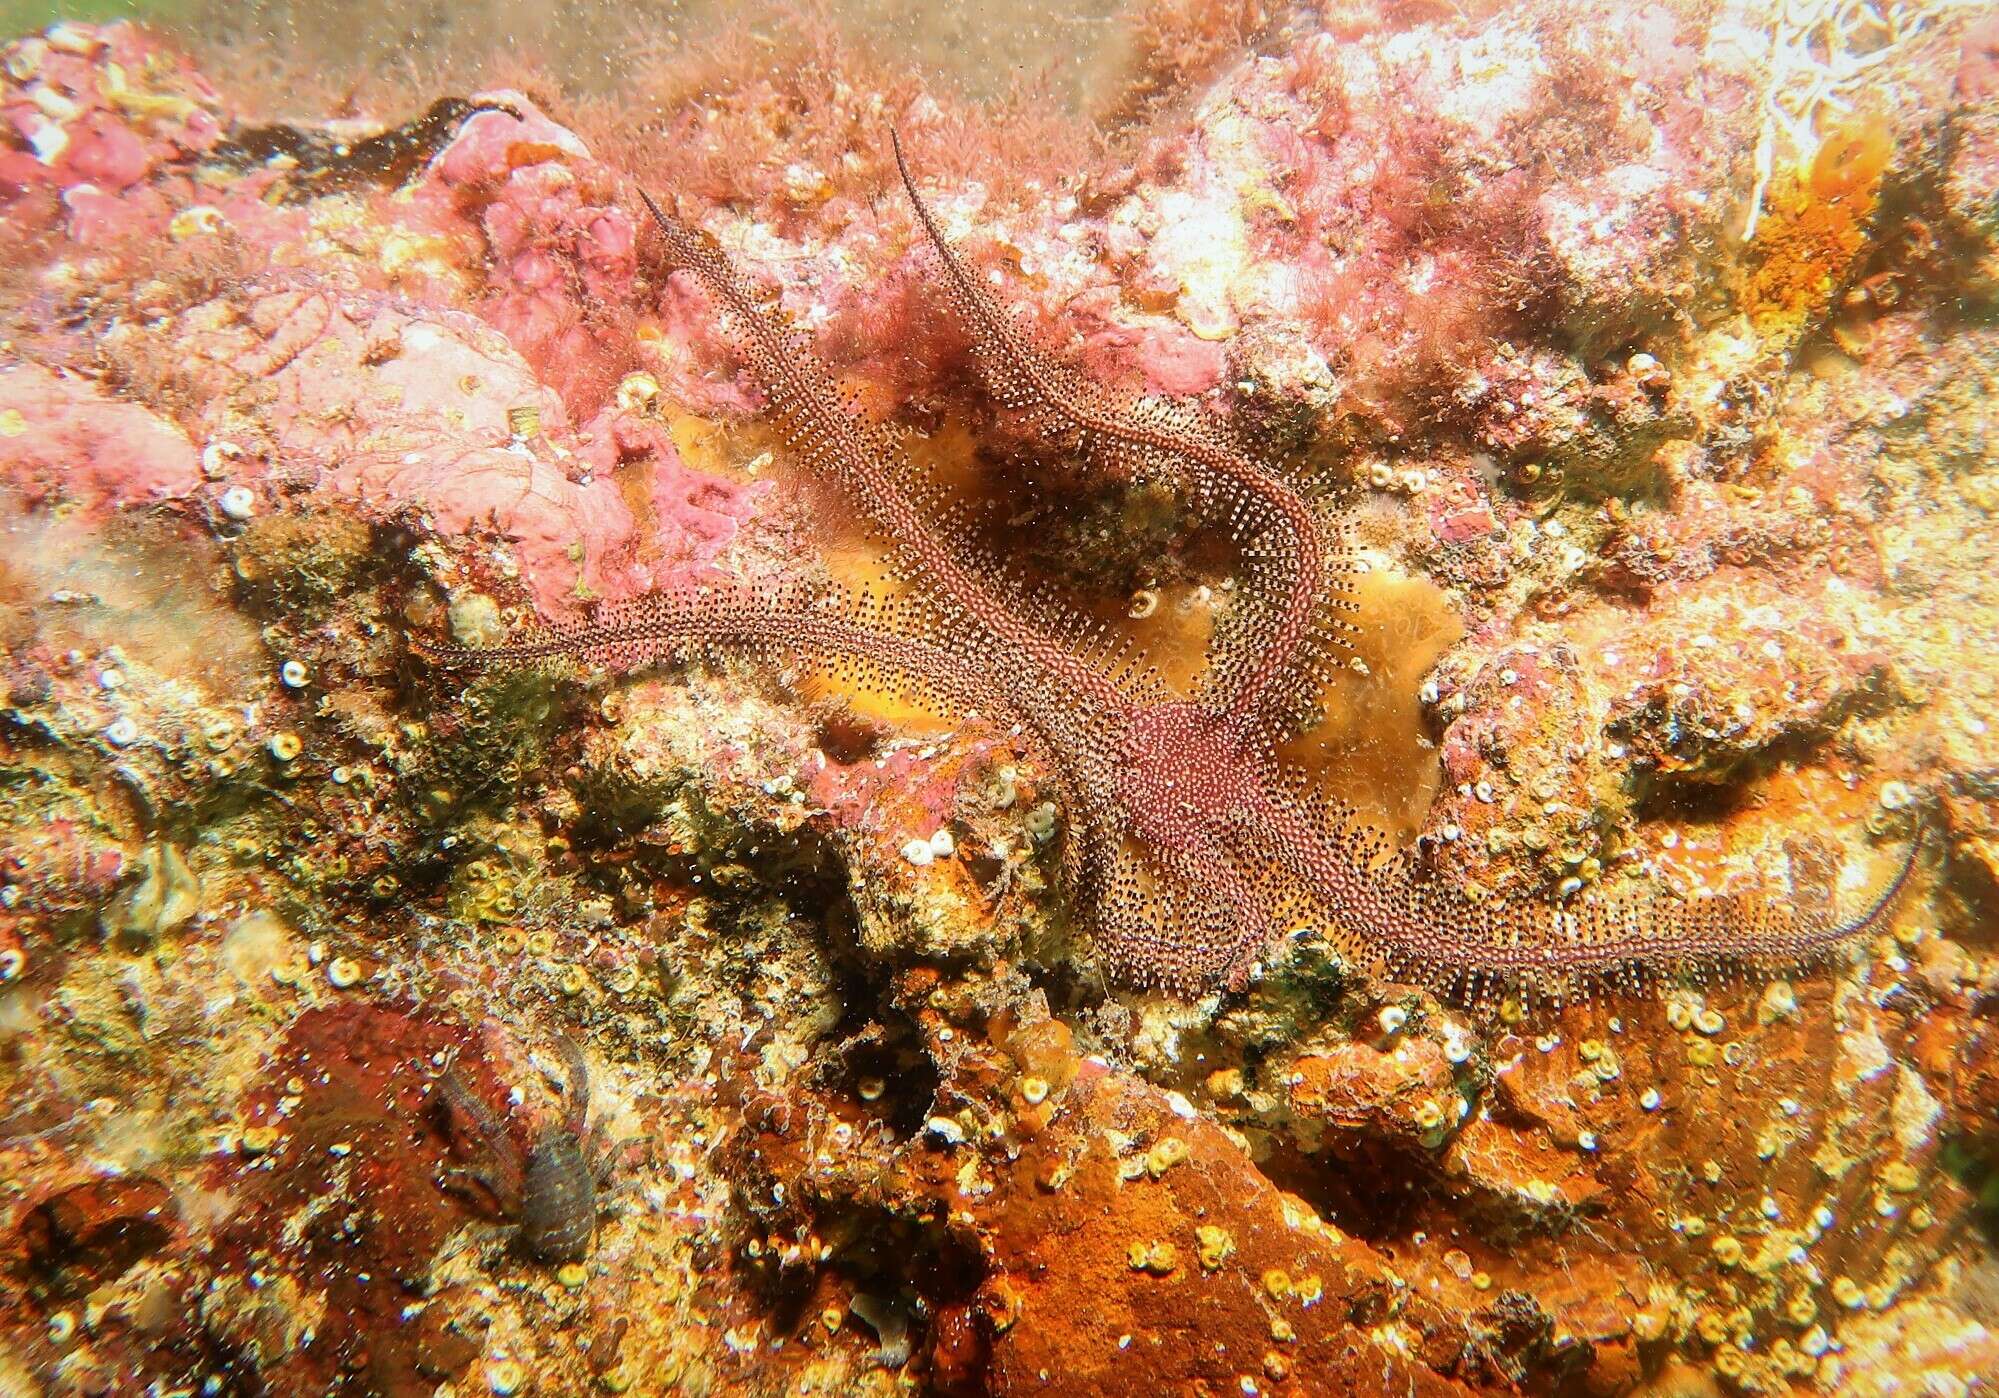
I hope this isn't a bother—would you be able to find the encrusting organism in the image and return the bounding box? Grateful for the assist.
[1728,0,1980,239]
[435,1036,621,1262]
[421,133,1923,1002]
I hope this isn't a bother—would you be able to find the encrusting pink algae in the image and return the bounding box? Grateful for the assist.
[1,4,1997,1395]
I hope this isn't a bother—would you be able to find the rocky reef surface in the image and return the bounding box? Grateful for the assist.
[1,5,1998,1395]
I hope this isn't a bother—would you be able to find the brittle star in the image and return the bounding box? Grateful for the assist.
[422,132,1922,1002]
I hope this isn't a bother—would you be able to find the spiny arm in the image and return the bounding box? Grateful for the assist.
[421,587,1068,752]
[1245,788,1927,1002]
[638,190,1124,715]
[889,129,1334,733]
[420,586,1102,910]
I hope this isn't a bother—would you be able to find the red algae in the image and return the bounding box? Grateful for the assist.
[0,5,1994,1396]
[215,1004,497,1394]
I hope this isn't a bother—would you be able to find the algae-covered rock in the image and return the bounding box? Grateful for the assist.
[229,509,376,619]
[98,839,199,952]
[1,11,1996,1398]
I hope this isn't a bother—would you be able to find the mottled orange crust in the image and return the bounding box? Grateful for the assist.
[1742,118,1894,335]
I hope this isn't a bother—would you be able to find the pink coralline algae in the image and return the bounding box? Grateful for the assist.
[1,6,1997,1398]
[0,362,203,514]
[184,286,756,612]
[422,99,644,413]
[0,30,763,614]
[4,283,757,613]
[0,22,224,239]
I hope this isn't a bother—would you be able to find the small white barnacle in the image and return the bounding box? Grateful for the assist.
[201,439,244,478]
[169,204,227,240]
[218,485,257,521]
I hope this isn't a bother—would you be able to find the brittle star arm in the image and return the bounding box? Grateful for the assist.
[638,190,1127,719]
[1241,785,1926,1000]
[421,589,1105,917]
[889,129,1335,736]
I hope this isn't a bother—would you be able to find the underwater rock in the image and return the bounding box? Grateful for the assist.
[1,63,761,614]
[74,276,763,614]
[1270,1029,1467,1157]
[97,838,199,952]
[824,736,1050,973]
[15,1175,178,1298]
[266,292,752,610]
[421,94,641,413]
[207,1003,502,1392]
[577,676,822,858]
[0,22,225,239]
[0,8,1994,1397]
[0,363,202,515]
[1819,1294,1999,1397]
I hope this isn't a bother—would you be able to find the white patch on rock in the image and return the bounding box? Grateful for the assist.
[1890,1066,1941,1153]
